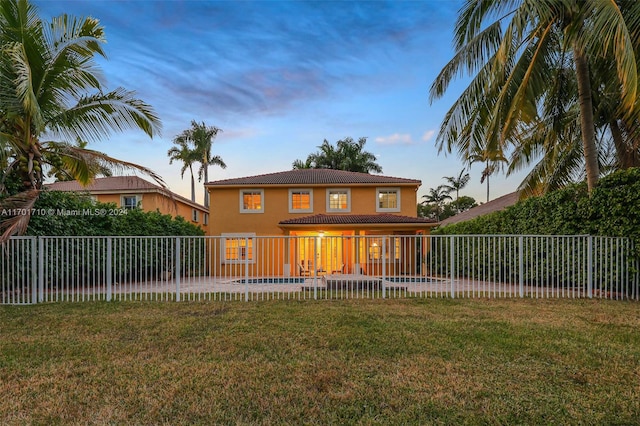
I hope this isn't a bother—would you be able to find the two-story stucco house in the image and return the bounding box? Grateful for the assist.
[205,169,436,277]
[46,176,209,230]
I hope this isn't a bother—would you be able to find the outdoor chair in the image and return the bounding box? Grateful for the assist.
[298,262,311,276]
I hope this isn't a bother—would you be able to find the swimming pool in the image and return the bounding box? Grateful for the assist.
[238,277,308,284]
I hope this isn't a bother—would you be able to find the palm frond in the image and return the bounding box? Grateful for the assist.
[0,188,39,242]
[43,141,166,188]
[583,0,637,110]
[46,88,162,141]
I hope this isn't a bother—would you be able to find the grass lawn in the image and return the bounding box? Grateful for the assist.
[1,298,639,425]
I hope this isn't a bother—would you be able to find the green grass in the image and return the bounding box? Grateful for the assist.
[1,298,639,425]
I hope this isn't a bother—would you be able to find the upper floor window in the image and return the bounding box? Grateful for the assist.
[289,189,313,213]
[192,209,199,222]
[121,195,141,210]
[327,189,350,212]
[204,213,209,225]
[240,189,264,213]
[377,188,401,212]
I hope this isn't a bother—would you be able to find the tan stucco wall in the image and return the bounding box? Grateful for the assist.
[208,185,419,236]
[93,192,208,230]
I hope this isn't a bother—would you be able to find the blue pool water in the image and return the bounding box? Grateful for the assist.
[239,278,308,284]
[385,277,434,283]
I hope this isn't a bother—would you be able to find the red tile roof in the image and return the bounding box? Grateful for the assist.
[206,169,421,186]
[44,176,207,211]
[279,213,436,225]
[45,176,161,192]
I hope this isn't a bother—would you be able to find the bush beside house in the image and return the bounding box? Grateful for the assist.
[26,190,204,236]
[435,168,640,243]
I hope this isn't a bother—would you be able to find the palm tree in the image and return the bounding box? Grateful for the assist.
[293,137,382,173]
[46,139,114,182]
[430,0,640,194]
[309,139,340,169]
[173,120,226,208]
[468,145,507,203]
[0,0,162,241]
[442,169,470,212]
[421,185,452,221]
[168,135,198,202]
[292,157,313,169]
[336,137,383,173]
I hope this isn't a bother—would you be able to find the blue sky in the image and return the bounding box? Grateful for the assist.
[35,0,527,206]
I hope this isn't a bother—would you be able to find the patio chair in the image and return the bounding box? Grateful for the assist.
[298,262,311,276]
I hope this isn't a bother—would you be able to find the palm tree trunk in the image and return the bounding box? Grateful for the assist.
[573,47,600,193]
[485,160,490,203]
[203,165,209,208]
[610,119,631,169]
[188,165,196,202]
[486,175,489,203]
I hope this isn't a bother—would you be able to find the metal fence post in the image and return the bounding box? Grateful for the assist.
[381,238,387,299]
[519,236,524,298]
[313,236,318,300]
[450,235,455,298]
[106,237,112,302]
[31,237,37,304]
[38,237,44,303]
[175,237,181,302]
[244,237,249,302]
[587,235,593,299]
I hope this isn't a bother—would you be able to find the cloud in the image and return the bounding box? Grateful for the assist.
[375,133,414,145]
[36,0,455,120]
[422,130,436,142]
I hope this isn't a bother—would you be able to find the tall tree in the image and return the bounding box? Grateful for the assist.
[430,0,640,195]
[442,169,470,212]
[0,0,163,241]
[168,134,198,202]
[468,145,507,203]
[173,120,226,208]
[421,185,452,221]
[292,137,382,173]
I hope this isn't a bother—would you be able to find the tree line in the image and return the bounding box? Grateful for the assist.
[431,0,640,198]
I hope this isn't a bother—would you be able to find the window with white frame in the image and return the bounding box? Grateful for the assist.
[222,233,255,263]
[204,213,209,225]
[368,237,402,260]
[121,195,141,210]
[289,189,313,213]
[377,188,401,212]
[192,209,199,222]
[326,189,350,212]
[240,189,264,213]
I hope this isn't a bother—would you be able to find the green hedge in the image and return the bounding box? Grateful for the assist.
[26,190,204,237]
[2,191,207,289]
[435,168,640,241]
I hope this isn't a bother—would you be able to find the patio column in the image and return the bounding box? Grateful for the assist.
[354,230,362,274]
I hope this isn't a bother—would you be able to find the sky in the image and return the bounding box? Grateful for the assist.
[35,0,528,206]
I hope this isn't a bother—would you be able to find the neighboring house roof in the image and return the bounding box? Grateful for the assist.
[45,176,208,211]
[438,191,520,226]
[280,213,436,225]
[206,169,421,187]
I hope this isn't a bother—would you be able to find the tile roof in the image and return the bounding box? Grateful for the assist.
[438,191,520,226]
[45,176,162,192]
[206,169,421,186]
[279,213,436,225]
[44,176,208,210]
